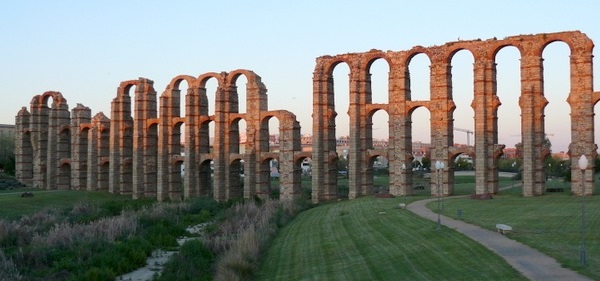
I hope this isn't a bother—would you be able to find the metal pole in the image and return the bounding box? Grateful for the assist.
[580,169,586,266]
[436,168,441,230]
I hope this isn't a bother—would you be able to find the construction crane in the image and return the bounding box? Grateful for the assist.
[454,128,474,146]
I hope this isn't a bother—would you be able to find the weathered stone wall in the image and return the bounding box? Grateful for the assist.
[14,31,598,202]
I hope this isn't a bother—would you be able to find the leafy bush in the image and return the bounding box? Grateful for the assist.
[155,239,213,281]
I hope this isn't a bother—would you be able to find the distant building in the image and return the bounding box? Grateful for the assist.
[502,148,518,159]
[0,124,15,139]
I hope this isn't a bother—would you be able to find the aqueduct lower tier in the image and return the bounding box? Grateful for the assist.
[15,31,599,203]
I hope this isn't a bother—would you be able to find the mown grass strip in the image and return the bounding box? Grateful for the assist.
[257,197,526,281]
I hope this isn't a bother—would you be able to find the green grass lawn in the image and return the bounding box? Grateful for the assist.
[438,185,600,280]
[257,196,527,281]
[0,189,145,220]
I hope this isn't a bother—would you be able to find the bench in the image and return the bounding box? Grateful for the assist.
[546,187,564,192]
[496,224,512,235]
[398,203,406,209]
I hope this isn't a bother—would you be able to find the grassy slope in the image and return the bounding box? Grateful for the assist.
[257,196,526,281]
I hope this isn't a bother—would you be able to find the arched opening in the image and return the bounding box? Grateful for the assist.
[369,58,390,140]
[542,41,571,154]
[179,79,189,141]
[333,62,351,139]
[199,159,213,197]
[99,161,109,191]
[450,50,475,147]
[542,41,571,191]
[230,118,246,154]
[408,53,431,101]
[370,155,390,195]
[235,74,248,114]
[269,117,280,152]
[205,77,218,145]
[369,109,389,148]
[58,162,70,190]
[229,158,244,199]
[496,46,522,180]
[296,156,313,200]
[410,106,431,158]
[200,120,213,154]
[257,157,275,200]
[172,158,184,200]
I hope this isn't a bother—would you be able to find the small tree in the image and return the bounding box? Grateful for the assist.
[0,135,15,175]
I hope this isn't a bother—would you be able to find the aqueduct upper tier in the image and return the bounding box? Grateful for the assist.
[15,30,599,203]
[311,30,597,201]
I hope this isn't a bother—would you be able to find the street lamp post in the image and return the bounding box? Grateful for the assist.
[435,161,445,230]
[578,154,588,266]
[512,162,516,189]
[402,163,407,205]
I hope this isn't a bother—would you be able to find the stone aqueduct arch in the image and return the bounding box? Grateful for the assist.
[311,30,597,201]
[14,31,599,203]
[16,70,303,202]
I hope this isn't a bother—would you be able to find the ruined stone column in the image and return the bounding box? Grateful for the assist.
[15,107,33,186]
[95,114,110,191]
[49,95,71,190]
[71,104,91,190]
[279,113,302,201]
[132,79,157,199]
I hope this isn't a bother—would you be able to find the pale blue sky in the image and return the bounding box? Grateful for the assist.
[1,1,599,152]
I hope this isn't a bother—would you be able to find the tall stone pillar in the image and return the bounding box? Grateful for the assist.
[212,78,228,202]
[71,104,91,190]
[311,66,334,203]
[519,55,546,196]
[48,94,71,190]
[15,107,33,186]
[429,59,454,196]
[389,64,413,196]
[184,86,200,199]
[157,94,170,202]
[279,114,302,201]
[132,79,156,199]
[568,46,596,195]
[92,113,110,191]
[472,58,503,195]
[348,63,365,198]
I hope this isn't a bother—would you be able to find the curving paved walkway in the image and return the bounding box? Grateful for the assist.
[407,198,593,281]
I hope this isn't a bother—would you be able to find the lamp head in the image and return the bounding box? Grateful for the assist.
[578,155,588,171]
[435,161,444,170]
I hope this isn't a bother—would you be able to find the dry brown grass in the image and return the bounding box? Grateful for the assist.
[204,200,287,281]
[0,249,21,281]
[30,211,138,248]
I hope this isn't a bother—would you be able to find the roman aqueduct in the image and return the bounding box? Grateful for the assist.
[14,31,599,203]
